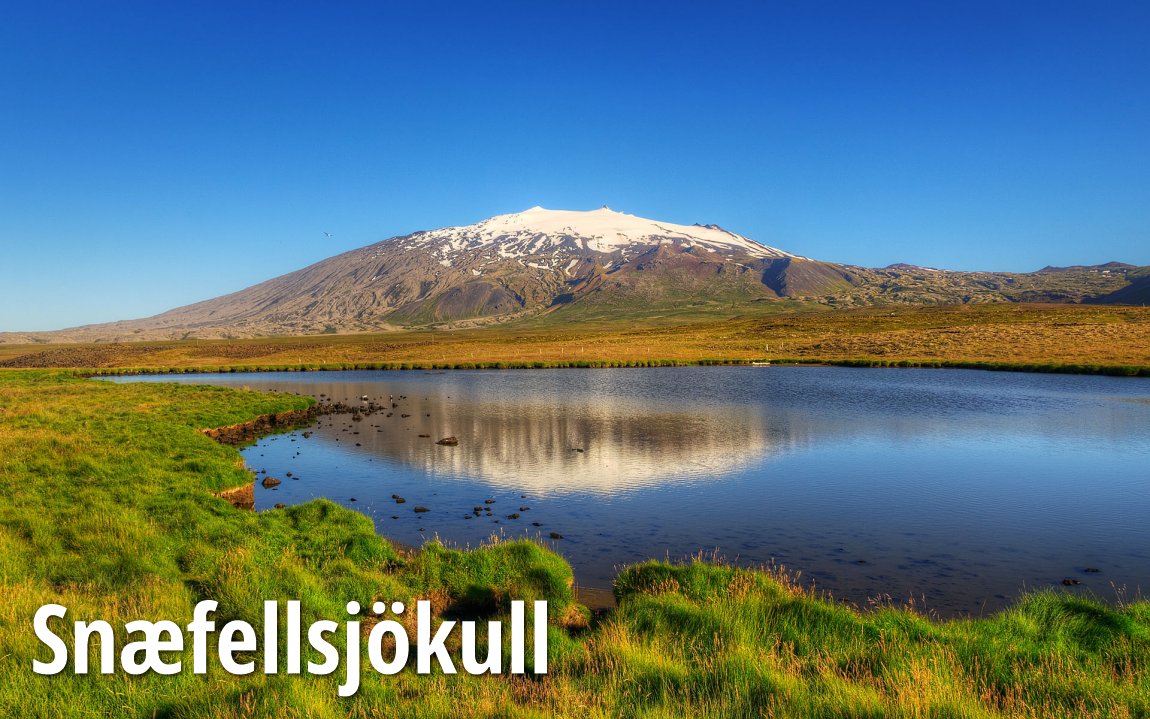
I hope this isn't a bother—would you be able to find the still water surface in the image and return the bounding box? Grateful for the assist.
[112,367,1150,615]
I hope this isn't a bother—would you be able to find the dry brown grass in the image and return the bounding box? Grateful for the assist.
[0,303,1147,371]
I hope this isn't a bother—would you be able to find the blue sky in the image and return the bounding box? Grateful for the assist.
[2,1,1148,331]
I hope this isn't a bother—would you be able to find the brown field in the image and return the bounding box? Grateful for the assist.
[1,303,1149,372]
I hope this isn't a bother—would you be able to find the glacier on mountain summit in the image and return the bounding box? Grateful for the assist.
[393,206,802,262]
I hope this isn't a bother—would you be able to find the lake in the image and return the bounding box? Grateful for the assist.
[109,367,1150,616]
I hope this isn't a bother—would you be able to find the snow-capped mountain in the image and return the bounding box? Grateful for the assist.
[59,206,854,337]
[6,206,1145,341]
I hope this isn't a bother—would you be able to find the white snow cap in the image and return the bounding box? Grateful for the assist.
[405,206,799,259]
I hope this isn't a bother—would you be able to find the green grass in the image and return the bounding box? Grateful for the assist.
[0,371,572,717]
[0,370,1147,717]
[595,561,1150,717]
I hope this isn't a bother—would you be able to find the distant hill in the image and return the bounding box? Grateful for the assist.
[2,206,1147,342]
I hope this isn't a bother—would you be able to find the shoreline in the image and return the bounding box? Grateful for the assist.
[197,402,618,613]
[71,357,1150,378]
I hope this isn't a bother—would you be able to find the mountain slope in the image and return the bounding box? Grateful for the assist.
[13,207,845,339]
[2,206,1147,342]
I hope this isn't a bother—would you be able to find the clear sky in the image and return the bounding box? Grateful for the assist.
[2,1,1148,331]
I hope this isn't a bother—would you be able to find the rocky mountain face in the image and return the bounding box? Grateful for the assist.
[4,207,1147,341]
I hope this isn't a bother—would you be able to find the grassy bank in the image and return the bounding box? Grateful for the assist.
[0,371,576,717]
[2,304,1149,378]
[0,370,1147,717]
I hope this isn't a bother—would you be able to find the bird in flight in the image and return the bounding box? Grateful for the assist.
[323,232,334,238]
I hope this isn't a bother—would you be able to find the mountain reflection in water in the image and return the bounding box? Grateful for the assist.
[324,393,798,494]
